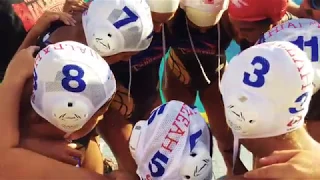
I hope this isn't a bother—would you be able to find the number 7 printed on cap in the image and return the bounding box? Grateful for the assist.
[113,6,139,29]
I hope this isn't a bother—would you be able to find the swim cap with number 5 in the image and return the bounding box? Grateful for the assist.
[83,0,154,56]
[130,100,213,180]
[257,18,320,93]
[31,41,116,133]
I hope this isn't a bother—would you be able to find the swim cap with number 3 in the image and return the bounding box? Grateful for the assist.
[31,41,116,133]
[221,41,314,139]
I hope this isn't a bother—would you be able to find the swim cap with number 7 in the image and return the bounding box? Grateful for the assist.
[31,41,116,133]
[83,0,154,56]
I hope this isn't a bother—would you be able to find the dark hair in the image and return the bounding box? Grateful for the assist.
[310,0,320,10]
[254,18,273,25]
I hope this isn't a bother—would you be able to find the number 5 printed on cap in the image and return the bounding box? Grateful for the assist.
[148,151,168,177]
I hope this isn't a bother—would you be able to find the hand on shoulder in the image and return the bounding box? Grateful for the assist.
[244,150,320,179]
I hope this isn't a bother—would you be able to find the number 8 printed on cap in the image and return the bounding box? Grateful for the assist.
[61,64,86,93]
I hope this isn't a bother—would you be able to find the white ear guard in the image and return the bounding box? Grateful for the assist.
[129,120,147,160]
[180,141,213,180]
[223,92,278,139]
[52,99,92,133]
[84,19,125,56]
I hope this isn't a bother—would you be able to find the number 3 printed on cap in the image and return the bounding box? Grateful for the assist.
[289,92,309,114]
[33,69,38,90]
[243,56,270,88]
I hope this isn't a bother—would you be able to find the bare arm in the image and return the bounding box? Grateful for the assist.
[17,11,76,51]
[287,0,303,18]
[17,29,43,52]
[0,148,108,179]
[0,76,26,149]
[0,51,110,179]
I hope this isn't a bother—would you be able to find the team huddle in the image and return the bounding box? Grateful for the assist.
[1,0,320,179]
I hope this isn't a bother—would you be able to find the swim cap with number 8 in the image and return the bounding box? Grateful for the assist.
[257,18,320,93]
[31,41,116,133]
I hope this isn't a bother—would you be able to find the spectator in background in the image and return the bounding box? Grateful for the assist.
[0,0,65,81]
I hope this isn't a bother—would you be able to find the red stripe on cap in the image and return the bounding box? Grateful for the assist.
[228,0,288,23]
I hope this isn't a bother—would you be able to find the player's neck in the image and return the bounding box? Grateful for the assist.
[255,128,319,159]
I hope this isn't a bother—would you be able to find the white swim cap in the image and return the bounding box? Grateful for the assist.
[221,41,313,139]
[147,0,179,13]
[129,100,213,180]
[83,0,154,56]
[31,41,116,133]
[221,41,314,168]
[257,18,320,94]
[180,0,229,27]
